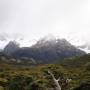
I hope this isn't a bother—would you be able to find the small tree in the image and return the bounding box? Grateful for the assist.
[48,70,71,90]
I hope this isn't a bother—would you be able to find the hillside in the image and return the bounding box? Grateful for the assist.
[60,54,90,68]
[0,53,90,90]
[0,52,37,66]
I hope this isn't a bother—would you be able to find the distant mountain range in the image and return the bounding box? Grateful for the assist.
[2,36,85,63]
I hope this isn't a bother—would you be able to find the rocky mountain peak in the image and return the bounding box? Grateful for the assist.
[32,35,72,49]
[3,41,20,55]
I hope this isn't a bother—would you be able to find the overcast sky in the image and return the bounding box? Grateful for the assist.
[0,0,90,48]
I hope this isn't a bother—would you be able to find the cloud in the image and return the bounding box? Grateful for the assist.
[0,0,89,47]
[0,33,9,41]
[0,32,24,41]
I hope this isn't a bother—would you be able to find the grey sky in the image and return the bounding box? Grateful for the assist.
[0,0,89,47]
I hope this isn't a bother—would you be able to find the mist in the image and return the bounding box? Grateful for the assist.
[0,0,89,47]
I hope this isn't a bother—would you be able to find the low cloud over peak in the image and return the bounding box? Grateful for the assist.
[0,0,89,51]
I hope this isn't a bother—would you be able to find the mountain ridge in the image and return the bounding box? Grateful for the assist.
[8,37,85,63]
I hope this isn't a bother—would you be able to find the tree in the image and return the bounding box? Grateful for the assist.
[48,70,71,90]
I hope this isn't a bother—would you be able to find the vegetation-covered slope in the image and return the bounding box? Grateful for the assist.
[0,54,90,90]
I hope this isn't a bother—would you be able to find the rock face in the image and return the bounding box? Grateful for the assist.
[12,37,85,63]
[3,41,20,55]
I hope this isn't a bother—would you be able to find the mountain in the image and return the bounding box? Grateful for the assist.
[3,41,20,55]
[12,36,85,63]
